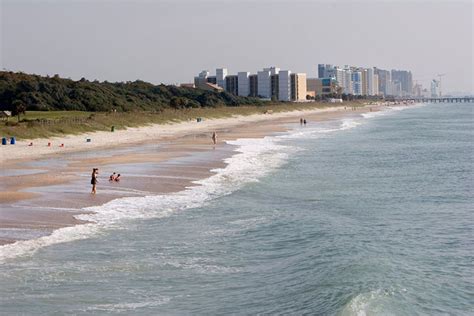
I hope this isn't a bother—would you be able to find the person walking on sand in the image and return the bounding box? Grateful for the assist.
[300,118,303,125]
[303,119,307,125]
[91,168,98,194]
[212,131,217,145]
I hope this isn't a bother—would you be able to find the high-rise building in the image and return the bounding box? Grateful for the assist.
[392,80,402,97]
[352,71,362,95]
[270,74,279,100]
[290,73,307,101]
[194,70,209,86]
[375,68,391,96]
[278,70,292,101]
[391,70,413,96]
[249,74,258,97]
[318,64,325,78]
[195,70,219,88]
[193,70,223,92]
[306,78,319,96]
[367,69,372,95]
[216,68,228,90]
[343,67,353,94]
[257,67,280,99]
[335,67,345,90]
[318,64,335,78]
[198,70,209,78]
[206,76,217,85]
[265,67,280,76]
[225,75,238,95]
[237,72,250,97]
[361,68,368,96]
[257,69,271,98]
[367,68,374,96]
[413,83,423,97]
[307,78,339,96]
[385,80,393,96]
[373,73,379,95]
[431,79,439,97]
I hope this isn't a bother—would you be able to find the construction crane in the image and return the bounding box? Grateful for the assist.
[437,74,446,97]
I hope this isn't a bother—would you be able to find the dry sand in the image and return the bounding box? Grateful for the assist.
[0,106,351,164]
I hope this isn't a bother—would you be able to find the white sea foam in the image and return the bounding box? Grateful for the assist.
[85,298,171,312]
[279,117,362,141]
[163,257,241,274]
[340,118,362,130]
[204,215,276,238]
[284,104,420,141]
[339,287,408,316]
[362,103,426,119]
[0,136,293,263]
[276,105,417,142]
[0,224,101,263]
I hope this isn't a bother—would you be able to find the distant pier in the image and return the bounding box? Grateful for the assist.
[389,97,474,103]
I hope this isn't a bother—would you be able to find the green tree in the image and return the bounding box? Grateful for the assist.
[12,99,26,122]
[0,70,265,113]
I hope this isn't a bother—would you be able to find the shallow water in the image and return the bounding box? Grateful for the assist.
[0,103,472,315]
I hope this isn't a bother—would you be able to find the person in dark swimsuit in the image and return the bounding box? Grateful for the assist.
[91,168,98,194]
[211,132,217,145]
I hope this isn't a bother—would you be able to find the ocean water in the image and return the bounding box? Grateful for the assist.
[0,102,473,315]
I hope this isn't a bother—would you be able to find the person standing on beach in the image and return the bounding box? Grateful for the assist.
[91,168,98,194]
[212,132,217,145]
[300,118,303,125]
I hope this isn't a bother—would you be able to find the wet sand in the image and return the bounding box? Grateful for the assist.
[0,106,382,245]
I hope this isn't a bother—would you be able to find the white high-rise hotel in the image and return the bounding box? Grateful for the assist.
[367,68,375,96]
[318,64,380,96]
[257,68,273,98]
[196,67,307,101]
[237,72,250,97]
[278,70,291,101]
[216,68,227,91]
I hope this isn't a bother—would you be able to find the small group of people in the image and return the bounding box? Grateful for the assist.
[109,172,121,182]
[90,131,221,194]
[90,168,122,194]
[299,118,307,126]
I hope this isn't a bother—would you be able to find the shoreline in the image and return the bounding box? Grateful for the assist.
[0,103,393,250]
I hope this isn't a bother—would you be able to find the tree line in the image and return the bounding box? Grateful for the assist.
[0,71,264,115]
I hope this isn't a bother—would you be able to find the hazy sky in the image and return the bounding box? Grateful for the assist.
[1,0,473,93]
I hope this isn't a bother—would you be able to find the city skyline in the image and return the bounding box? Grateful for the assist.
[2,0,473,94]
[192,64,425,99]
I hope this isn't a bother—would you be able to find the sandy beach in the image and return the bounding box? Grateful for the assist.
[0,106,351,164]
[0,105,383,245]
